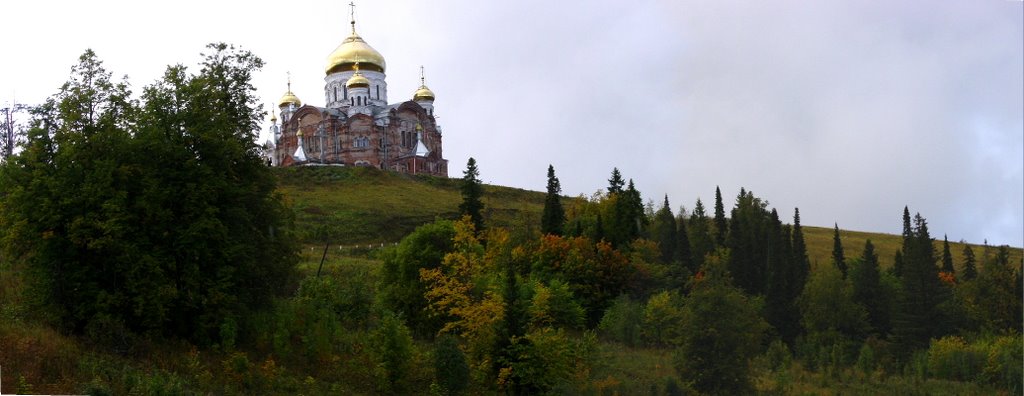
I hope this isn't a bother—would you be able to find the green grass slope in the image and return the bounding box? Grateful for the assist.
[276,166,1021,267]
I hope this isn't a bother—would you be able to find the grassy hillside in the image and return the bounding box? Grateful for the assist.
[276,166,1021,268]
[275,166,544,245]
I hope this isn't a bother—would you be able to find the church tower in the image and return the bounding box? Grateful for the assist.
[324,6,387,109]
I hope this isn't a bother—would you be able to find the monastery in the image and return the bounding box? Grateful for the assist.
[265,5,448,177]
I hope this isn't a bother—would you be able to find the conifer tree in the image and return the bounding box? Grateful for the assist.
[894,212,952,351]
[607,167,624,194]
[941,235,955,275]
[851,239,890,336]
[540,164,565,236]
[675,211,693,276]
[961,244,977,281]
[652,195,677,264]
[458,157,484,231]
[688,199,715,271]
[714,186,727,246]
[726,188,770,295]
[791,208,810,296]
[891,250,903,278]
[765,208,800,345]
[832,223,847,278]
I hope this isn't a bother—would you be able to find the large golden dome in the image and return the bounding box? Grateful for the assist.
[326,22,386,75]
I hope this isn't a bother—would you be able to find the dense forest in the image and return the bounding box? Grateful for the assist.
[0,46,1021,395]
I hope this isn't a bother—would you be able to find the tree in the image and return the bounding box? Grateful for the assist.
[459,157,485,231]
[726,188,771,295]
[434,335,470,396]
[893,212,952,351]
[799,263,868,349]
[941,235,955,275]
[832,223,847,279]
[674,251,768,395]
[607,167,624,194]
[791,208,810,299]
[380,220,456,337]
[688,199,715,273]
[714,186,727,246]
[851,239,890,337]
[674,210,694,284]
[0,45,298,343]
[651,195,677,264]
[371,311,414,393]
[961,244,977,281]
[764,208,801,345]
[540,164,565,236]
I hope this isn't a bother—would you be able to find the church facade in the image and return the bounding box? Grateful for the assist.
[265,11,448,177]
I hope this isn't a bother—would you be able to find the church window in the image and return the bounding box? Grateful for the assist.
[343,86,348,100]
[333,86,337,102]
[376,85,380,100]
[350,97,354,106]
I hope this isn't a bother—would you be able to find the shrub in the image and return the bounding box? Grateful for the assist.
[926,336,986,382]
[433,335,469,396]
[597,295,643,347]
[370,311,414,393]
[983,334,1023,393]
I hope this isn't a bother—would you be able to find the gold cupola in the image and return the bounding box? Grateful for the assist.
[346,63,371,88]
[413,66,435,101]
[278,76,302,108]
[326,9,386,75]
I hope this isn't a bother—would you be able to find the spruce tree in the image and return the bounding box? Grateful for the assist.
[791,208,810,298]
[765,208,800,345]
[540,164,565,236]
[714,186,727,246]
[675,211,693,277]
[726,188,770,295]
[607,167,624,194]
[688,199,715,271]
[961,244,977,281]
[894,212,951,351]
[832,223,846,278]
[851,239,889,336]
[458,157,485,231]
[652,195,677,264]
[891,250,903,278]
[940,235,955,274]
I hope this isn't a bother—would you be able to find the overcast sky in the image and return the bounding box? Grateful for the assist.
[2,1,1021,247]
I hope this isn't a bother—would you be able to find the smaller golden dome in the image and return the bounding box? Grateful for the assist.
[347,71,370,88]
[413,85,435,101]
[279,90,301,108]
[270,109,278,122]
[413,66,434,101]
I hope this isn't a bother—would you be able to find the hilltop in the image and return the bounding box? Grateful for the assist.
[275,166,1021,269]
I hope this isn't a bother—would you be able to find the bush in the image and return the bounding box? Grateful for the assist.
[983,334,1023,393]
[926,336,987,382]
[597,295,643,347]
[433,335,469,396]
[641,290,685,347]
[370,311,414,393]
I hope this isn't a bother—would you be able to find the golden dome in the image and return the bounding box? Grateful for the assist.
[413,85,435,101]
[278,90,301,108]
[326,22,386,75]
[413,66,434,101]
[346,69,371,88]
